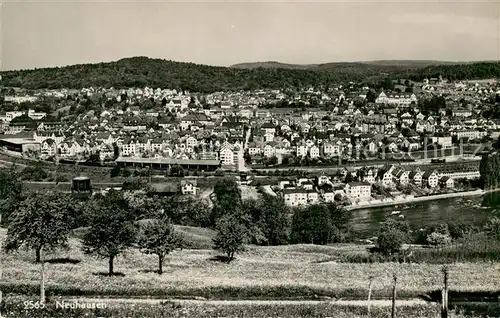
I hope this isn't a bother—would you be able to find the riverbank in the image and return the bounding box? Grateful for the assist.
[346,189,485,211]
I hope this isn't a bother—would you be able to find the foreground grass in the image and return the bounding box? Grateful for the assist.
[2,229,500,301]
[4,296,496,318]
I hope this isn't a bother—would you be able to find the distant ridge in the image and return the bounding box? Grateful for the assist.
[1,56,499,92]
[230,61,318,70]
[231,60,462,70]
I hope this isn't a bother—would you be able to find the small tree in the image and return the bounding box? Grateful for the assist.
[376,219,412,256]
[4,191,73,262]
[213,213,248,262]
[210,177,242,226]
[138,218,182,274]
[0,167,24,225]
[110,165,121,178]
[484,216,500,241]
[291,203,351,245]
[82,190,138,275]
[255,194,290,245]
[447,221,477,240]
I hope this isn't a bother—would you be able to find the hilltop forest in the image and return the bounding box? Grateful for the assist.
[1,57,500,92]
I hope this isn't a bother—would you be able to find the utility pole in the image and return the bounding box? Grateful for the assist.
[367,276,374,317]
[0,212,3,318]
[40,248,45,305]
[391,274,397,318]
[442,266,449,318]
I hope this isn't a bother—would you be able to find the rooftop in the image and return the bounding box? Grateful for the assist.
[116,156,220,166]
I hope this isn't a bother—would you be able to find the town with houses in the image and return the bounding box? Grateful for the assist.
[1,77,499,207]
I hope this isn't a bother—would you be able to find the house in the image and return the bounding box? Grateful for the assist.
[260,122,276,135]
[278,179,292,190]
[402,139,420,151]
[437,165,480,180]
[377,165,394,187]
[323,143,341,156]
[283,189,308,207]
[40,139,57,156]
[375,92,417,105]
[432,133,453,148]
[345,182,371,200]
[99,144,114,161]
[296,143,308,157]
[318,183,340,203]
[27,109,46,120]
[309,145,320,159]
[185,136,198,148]
[451,129,487,140]
[409,169,423,185]
[33,131,65,144]
[322,188,336,202]
[439,176,455,188]
[299,180,314,191]
[452,109,472,117]
[422,170,439,188]
[219,141,235,166]
[263,143,276,158]
[359,167,376,184]
[180,179,198,195]
[247,142,262,155]
[316,175,331,186]
[392,167,409,185]
[401,112,414,125]
[306,190,319,204]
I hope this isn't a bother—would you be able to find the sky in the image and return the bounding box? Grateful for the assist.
[1,0,500,70]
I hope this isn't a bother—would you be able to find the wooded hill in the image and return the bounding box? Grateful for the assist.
[1,57,499,92]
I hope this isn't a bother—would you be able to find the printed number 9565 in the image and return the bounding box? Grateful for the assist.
[24,301,46,309]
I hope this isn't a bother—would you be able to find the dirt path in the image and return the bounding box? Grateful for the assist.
[59,297,431,307]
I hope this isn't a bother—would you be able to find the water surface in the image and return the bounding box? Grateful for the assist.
[351,192,500,238]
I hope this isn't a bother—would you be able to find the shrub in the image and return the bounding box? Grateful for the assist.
[447,221,477,240]
[21,166,48,181]
[426,232,452,246]
[55,175,69,183]
[376,219,412,255]
[110,166,121,178]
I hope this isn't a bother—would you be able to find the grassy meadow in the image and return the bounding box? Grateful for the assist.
[2,228,500,303]
[3,296,493,318]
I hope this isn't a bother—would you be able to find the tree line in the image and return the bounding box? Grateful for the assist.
[0,169,352,275]
[2,57,499,92]
[479,151,500,189]
[2,166,500,273]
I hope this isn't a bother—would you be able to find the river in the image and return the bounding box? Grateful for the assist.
[351,191,500,238]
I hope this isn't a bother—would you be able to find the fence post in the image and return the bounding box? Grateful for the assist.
[40,248,45,305]
[367,276,374,316]
[442,266,449,318]
[391,274,397,318]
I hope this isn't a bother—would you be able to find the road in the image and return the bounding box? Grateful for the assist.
[58,297,431,307]
[251,158,480,174]
[237,126,252,172]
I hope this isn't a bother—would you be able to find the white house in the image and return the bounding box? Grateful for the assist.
[375,92,417,105]
[422,170,439,188]
[219,141,235,166]
[345,182,372,200]
[309,145,320,159]
[180,179,198,196]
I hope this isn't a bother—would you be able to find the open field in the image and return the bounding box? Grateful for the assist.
[2,228,500,304]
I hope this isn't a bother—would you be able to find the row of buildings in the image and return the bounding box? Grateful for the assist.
[276,163,477,207]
